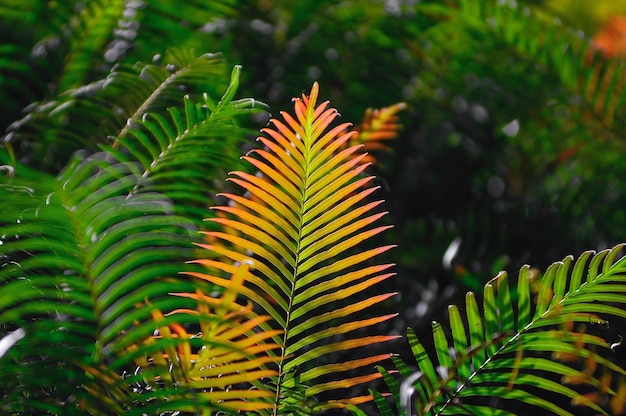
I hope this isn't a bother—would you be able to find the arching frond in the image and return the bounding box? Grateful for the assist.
[105,65,266,226]
[0,151,199,413]
[190,83,400,413]
[0,71,261,413]
[376,244,626,415]
[0,0,237,97]
[127,262,282,414]
[6,51,235,172]
[1,0,241,172]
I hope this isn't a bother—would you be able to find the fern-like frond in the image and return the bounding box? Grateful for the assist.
[105,65,266,226]
[127,262,282,413]
[6,50,234,172]
[0,149,206,412]
[348,102,407,165]
[379,244,626,415]
[55,0,127,93]
[451,0,626,135]
[1,62,262,412]
[189,83,399,413]
[0,0,236,96]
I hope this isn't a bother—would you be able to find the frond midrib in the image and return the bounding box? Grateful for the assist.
[271,92,317,414]
[112,57,221,150]
[438,250,626,414]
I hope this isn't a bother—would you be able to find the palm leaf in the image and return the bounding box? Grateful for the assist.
[1,0,240,172]
[0,73,259,413]
[0,153,196,413]
[126,262,282,414]
[451,0,626,135]
[378,244,626,415]
[0,0,237,96]
[6,50,234,172]
[105,65,266,226]
[190,82,400,413]
[348,102,407,165]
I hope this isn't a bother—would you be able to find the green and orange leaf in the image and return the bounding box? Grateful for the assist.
[346,102,406,165]
[133,262,281,413]
[193,83,399,413]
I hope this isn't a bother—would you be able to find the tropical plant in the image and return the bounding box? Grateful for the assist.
[0,0,238,138]
[0,65,404,414]
[3,0,626,415]
[0,1,264,412]
[372,244,626,416]
[0,65,265,414]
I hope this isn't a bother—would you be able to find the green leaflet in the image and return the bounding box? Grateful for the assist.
[374,245,626,416]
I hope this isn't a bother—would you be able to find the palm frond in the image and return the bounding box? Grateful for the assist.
[6,50,234,172]
[55,0,127,93]
[126,261,282,414]
[0,71,260,412]
[377,244,626,415]
[104,65,266,226]
[1,0,240,171]
[451,0,626,135]
[0,0,237,97]
[348,102,407,165]
[190,82,399,413]
[0,152,198,412]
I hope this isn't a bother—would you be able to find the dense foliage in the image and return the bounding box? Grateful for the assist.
[1,0,626,415]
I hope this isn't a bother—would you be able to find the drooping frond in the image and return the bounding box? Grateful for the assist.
[0,74,259,413]
[128,262,282,414]
[189,83,400,413]
[375,244,626,415]
[0,152,197,413]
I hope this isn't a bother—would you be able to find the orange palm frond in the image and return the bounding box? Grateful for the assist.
[204,101,405,269]
[133,262,281,413]
[347,102,406,165]
[190,83,399,413]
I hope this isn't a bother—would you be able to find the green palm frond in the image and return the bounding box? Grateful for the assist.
[0,0,237,96]
[6,50,234,172]
[191,82,399,413]
[0,153,197,413]
[0,0,239,170]
[0,72,259,413]
[376,244,626,416]
[54,0,126,93]
[105,65,265,225]
[107,49,230,146]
